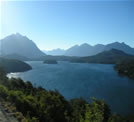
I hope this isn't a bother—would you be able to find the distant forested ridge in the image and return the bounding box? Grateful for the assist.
[70,49,134,64]
[0,68,133,122]
[4,49,134,64]
[3,53,30,61]
[0,58,32,73]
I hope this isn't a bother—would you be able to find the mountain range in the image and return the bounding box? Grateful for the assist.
[1,33,134,60]
[44,42,134,56]
[0,33,45,59]
[43,49,134,64]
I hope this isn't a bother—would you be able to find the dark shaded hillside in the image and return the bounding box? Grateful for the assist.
[0,58,32,73]
[71,49,134,64]
[115,61,134,79]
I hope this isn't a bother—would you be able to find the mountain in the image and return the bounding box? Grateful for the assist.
[46,42,134,57]
[43,48,65,55]
[65,43,93,56]
[0,33,45,59]
[92,44,105,54]
[67,42,134,57]
[103,42,134,55]
[71,49,134,64]
[2,33,133,58]
[0,58,32,73]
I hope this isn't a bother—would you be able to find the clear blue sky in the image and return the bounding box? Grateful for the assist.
[0,0,134,50]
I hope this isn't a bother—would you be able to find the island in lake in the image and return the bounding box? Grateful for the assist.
[43,59,58,64]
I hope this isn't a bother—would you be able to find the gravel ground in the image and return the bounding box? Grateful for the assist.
[0,102,18,122]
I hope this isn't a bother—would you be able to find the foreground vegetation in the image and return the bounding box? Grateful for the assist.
[0,68,134,122]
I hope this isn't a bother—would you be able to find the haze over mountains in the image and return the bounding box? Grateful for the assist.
[44,48,65,56]
[44,42,134,56]
[0,33,45,59]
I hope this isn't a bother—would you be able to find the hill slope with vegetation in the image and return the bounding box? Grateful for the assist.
[0,58,32,73]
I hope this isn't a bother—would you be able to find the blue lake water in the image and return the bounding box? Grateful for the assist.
[7,61,134,115]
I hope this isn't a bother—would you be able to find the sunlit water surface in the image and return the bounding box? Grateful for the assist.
[7,61,134,115]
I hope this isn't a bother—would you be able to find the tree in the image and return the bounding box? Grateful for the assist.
[84,98,110,122]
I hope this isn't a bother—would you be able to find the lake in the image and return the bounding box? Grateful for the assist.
[7,61,134,115]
